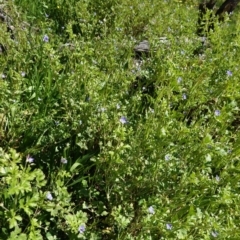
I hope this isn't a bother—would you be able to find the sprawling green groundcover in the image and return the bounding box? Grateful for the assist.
[1,0,240,239]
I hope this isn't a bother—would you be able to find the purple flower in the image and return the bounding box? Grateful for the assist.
[148,206,155,214]
[120,116,128,124]
[226,70,232,77]
[166,223,172,230]
[61,157,67,164]
[26,155,34,163]
[211,230,218,238]
[215,110,220,116]
[78,224,85,234]
[46,192,53,201]
[43,35,49,42]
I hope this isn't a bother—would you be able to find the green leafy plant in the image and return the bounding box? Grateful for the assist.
[1,0,240,239]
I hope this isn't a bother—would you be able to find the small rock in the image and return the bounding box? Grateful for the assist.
[134,40,150,59]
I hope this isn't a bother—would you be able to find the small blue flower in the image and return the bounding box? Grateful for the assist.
[78,224,86,234]
[46,192,53,201]
[149,108,154,113]
[226,70,232,77]
[215,110,220,116]
[177,77,182,84]
[21,71,26,77]
[166,223,172,230]
[85,96,90,102]
[148,206,155,214]
[211,230,218,238]
[26,155,34,163]
[165,154,170,161]
[43,35,49,42]
[120,116,128,124]
[99,107,106,112]
[61,157,67,164]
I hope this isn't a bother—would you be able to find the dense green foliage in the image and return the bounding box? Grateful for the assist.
[1,0,240,239]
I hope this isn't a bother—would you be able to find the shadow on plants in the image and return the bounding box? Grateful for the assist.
[197,0,240,36]
[0,7,14,54]
[195,0,240,53]
[131,0,240,120]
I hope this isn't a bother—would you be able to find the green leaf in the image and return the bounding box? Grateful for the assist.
[46,232,55,240]
[9,218,17,229]
[70,162,82,173]
[67,176,88,187]
[15,215,22,221]
[29,92,36,100]
[101,211,109,216]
